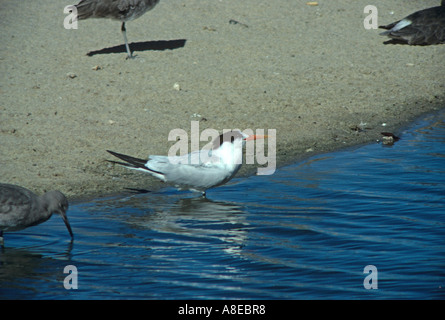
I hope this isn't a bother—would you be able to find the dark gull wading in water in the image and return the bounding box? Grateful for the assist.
[0,183,73,245]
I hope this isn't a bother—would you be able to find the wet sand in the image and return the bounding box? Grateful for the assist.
[1,0,444,200]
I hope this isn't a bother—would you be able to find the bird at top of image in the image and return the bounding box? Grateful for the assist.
[72,0,161,59]
[0,183,73,246]
[379,0,445,45]
[107,130,268,197]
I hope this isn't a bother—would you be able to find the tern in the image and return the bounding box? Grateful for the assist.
[379,0,445,45]
[0,183,73,245]
[107,130,267,196]
[73,0,161,58]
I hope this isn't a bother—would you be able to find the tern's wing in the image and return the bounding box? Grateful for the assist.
[154,149,219,166]
[107,150,234,190]
[147,150,236,190]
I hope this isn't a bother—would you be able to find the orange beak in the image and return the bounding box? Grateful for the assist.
[245,134,268,141]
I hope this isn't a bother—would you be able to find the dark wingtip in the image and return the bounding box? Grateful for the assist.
[107,150,119,156]
[106,150,147,169]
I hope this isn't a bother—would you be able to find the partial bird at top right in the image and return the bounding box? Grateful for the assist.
[379,0,445,45]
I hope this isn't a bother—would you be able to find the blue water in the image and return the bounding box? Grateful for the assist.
[1,110,444,300]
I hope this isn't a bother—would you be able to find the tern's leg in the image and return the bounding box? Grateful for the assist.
[0,230,4,246]
[121,22,133,59]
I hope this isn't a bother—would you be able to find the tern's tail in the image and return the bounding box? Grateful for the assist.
[107,150,164,175]
[107,150,147,169]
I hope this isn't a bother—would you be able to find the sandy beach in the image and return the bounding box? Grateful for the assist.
[1,0,444,200]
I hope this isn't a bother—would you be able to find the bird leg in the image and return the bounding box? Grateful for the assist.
[121,22,134,59]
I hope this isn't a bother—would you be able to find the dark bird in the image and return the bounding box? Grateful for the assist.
[381,132,400,145]
[0,183,73,245]
[379,0,445,45]
[73,0,161,58]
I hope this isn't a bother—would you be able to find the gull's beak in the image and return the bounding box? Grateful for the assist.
[245,134,268,141]
[60,211,74,239]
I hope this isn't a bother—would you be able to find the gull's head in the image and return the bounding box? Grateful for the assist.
[43,191,73,239]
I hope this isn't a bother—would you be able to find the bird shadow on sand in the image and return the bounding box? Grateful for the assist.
[382,39,409,45]
[381,38,441,45]
[86,39,187,57]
